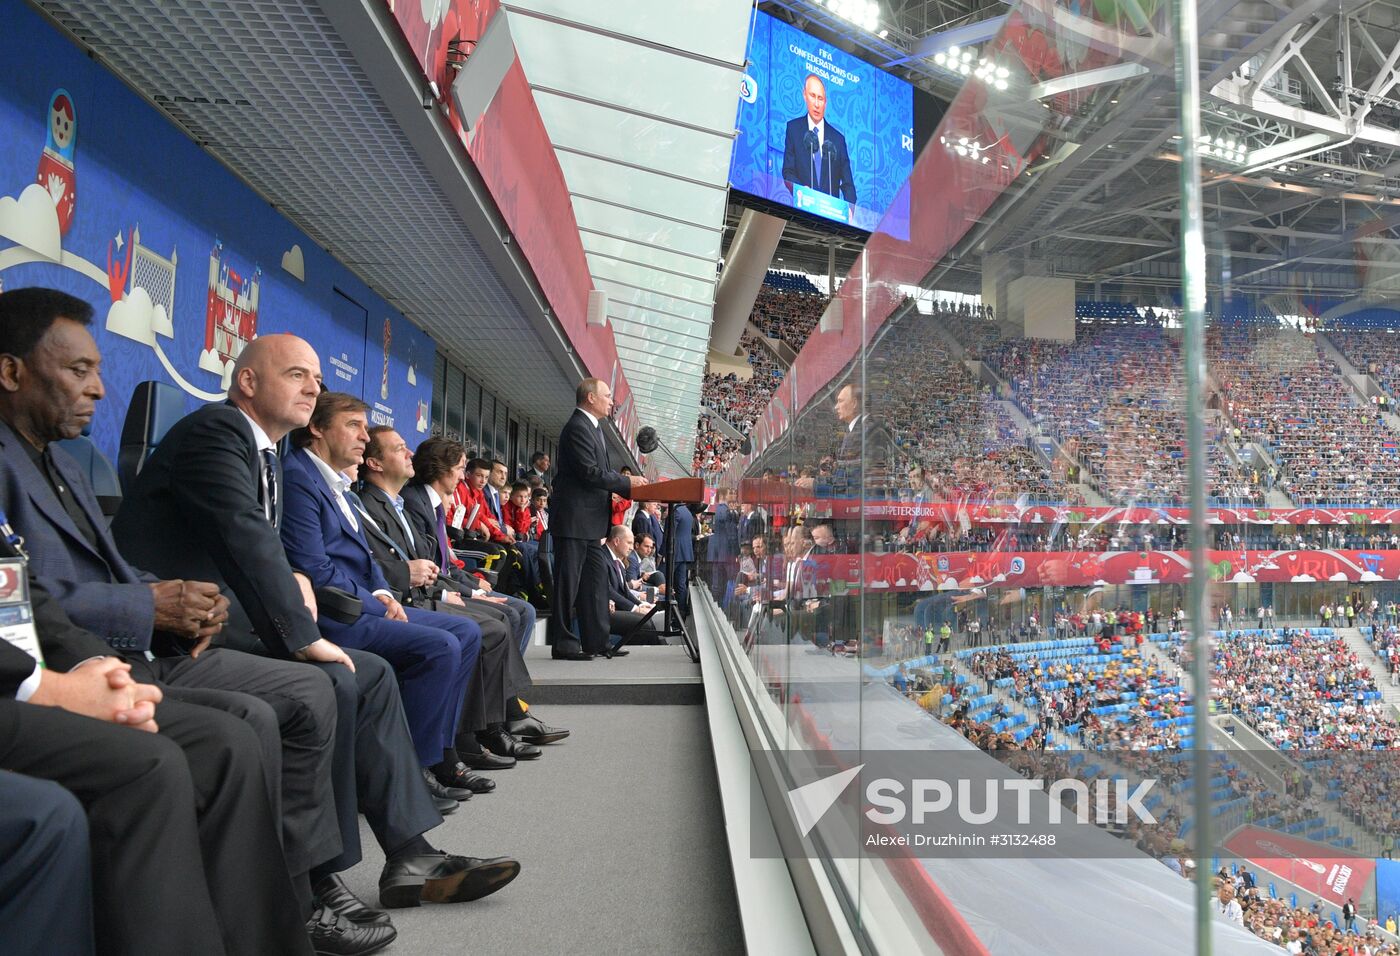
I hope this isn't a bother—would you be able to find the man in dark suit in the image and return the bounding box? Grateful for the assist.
[278,391,481,801]
[360,430,565,761]
[113,333,519,922]
[833,381,892,473]
[0,771,91,956]
[672,502,695,620]
[781,74,856,205]
[707,488,739,600]
[0,287,340,907]
[402,439,567,758]
[631,501,664,560]
[549,378,646,660]
[0,544,312,955]
[771,525,830,646]
[520,450,550,485]
[603,525,659,645]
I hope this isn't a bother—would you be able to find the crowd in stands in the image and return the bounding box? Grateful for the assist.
[1210,326,1400,506]
[872,316,1080,506]
[1327,330,1400,411]
[695,331,788,472]
[1219,881,1399,954]
[1207,629,1399,750]
[749,283,827,350]
[984,325,1249,506]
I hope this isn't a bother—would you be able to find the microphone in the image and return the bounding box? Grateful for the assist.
[635,426,696,476]
[803,128,819,156]
[821,140,835,193]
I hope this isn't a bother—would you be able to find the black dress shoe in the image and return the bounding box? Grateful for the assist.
[422,767,470,802]
[477,728,542,760]
[313,873,393,928]
[505,713,571,745]
[307,903,397,955]
[435,761,496,794]
[458,747,516,770]
[433,794,459,814]
[379,852,522,909]
[552,649,594,661]
[604,647,631,658]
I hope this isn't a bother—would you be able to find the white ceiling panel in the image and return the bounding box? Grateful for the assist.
[507,13,742,134]
[573,197,723,261]
[507,0,752,65]
[580,232,719,282]
[507,0,750,470]
[535,90,734,185]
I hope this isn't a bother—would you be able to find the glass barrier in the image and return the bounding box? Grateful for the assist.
[691,0,1400,953]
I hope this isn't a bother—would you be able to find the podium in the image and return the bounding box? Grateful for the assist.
[624,478,705,662]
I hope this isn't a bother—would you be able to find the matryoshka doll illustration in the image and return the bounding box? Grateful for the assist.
[36,89,77,235]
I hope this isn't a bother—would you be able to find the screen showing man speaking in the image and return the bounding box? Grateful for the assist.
[730,11,914,234]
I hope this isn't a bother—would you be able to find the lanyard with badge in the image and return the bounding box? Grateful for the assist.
[0,509,42,670]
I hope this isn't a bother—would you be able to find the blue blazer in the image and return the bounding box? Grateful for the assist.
[672,504,695,563]
[279,448,391,619]
[0,418,156,652]
[708,503,739,561]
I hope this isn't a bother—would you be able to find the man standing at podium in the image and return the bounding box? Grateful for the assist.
[549,378,646,660]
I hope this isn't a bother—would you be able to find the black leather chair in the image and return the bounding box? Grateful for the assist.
[117,381,185,492]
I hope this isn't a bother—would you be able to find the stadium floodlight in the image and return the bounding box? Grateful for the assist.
[934,52,946,65]
[948,44,960,57]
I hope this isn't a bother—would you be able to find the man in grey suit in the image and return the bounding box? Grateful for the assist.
[0,288,343,920]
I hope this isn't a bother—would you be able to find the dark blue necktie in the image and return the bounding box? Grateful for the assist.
[261,449,280,528]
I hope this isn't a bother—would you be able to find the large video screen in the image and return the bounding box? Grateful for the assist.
[730,11,914,233]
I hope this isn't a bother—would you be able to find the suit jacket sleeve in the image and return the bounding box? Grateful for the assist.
[279,465,387,616]
[0,570,119,697]
[607,560,636,611]
[559,417,631,498]
[360,522,412,599]
[163,412,318,656]
[835,132,856,203]
[782,119,801,185]
[30,573,116,672]
[0,449,158,651]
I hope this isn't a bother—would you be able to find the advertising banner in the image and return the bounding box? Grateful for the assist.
[799,548,1400,591]
[1224,826,1375,908]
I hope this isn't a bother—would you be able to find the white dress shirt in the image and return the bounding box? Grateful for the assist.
[238,409,276,521]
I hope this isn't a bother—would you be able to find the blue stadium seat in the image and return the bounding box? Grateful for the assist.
[56,423,121,517]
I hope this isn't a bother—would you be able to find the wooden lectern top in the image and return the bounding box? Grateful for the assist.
[630,477,705,504]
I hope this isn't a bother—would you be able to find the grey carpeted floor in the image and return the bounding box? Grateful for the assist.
[336,704,746,955]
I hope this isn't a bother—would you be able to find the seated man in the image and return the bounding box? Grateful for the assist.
[356,426,565,772]
[112,334,519,919]
[633,532,666,589]
[0,546,311,955]
[278,391,482,802]
[402,438,563,763]
[0,287,340,917]
[447,458,530,601]
[603,525,660,648]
